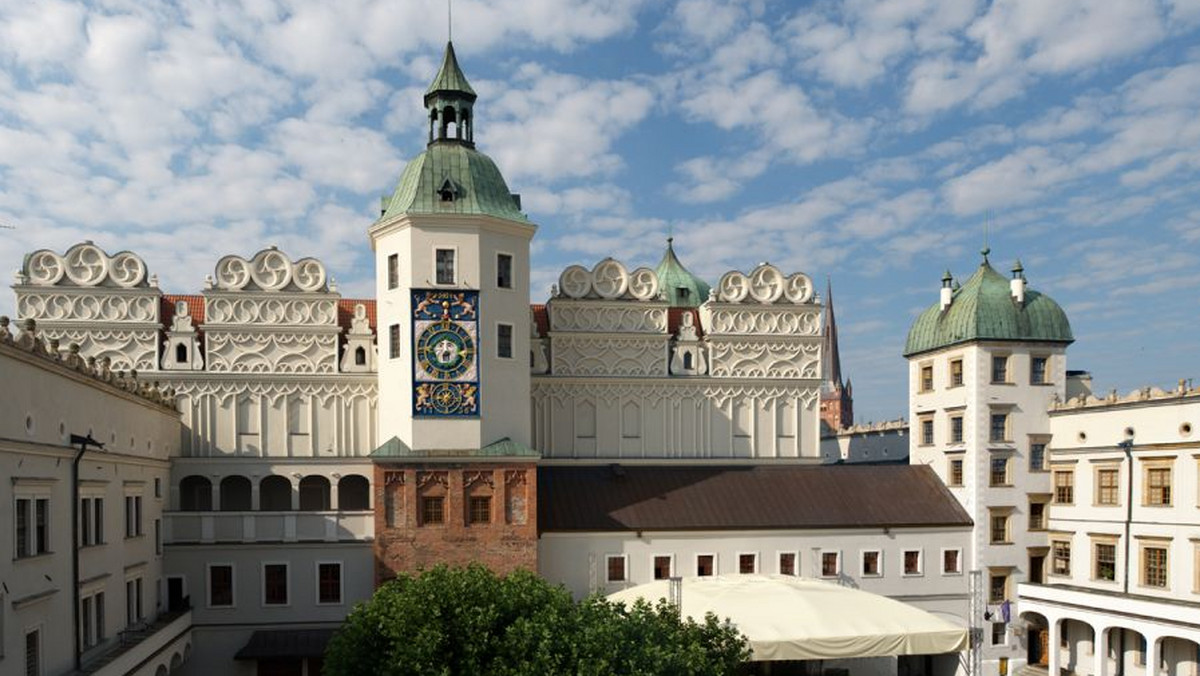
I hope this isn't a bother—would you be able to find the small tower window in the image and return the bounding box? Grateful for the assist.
[437,179,458,203]
[354,346,366,366]
[175,344,188,363]
[677,287,690,302]
[497,254,513,289]
[435,248,456,285]
[683,352,693,370]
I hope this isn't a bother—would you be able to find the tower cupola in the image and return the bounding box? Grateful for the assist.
[425,42,477,146]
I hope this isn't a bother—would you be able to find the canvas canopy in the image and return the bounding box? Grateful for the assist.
[607,575,968,662]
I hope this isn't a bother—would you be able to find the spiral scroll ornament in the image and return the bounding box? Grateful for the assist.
[717,271,749,303]
[591,259,629,300]
[249,249,293,291]
[216,256,252,290]
[109,252,147,288]
[558,265,592,299]
[627,267,660,301]
[292,258,327,292]
[25,250,66,285]
[63,243,109,286]
[784,273,814,304]
[747,264,785,303]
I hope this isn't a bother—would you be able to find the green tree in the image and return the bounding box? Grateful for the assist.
[324,564,749,676]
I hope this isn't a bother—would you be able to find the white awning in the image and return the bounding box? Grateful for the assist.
[607,575,968,662]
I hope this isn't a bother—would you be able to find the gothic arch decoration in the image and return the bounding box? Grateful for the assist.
[213,248,328,293]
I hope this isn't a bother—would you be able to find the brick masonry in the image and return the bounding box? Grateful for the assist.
[372,461,538,585]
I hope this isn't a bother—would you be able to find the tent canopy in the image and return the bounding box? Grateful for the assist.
[607,575,967,662]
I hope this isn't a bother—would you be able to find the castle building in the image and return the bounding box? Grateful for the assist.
[1017,384,1200,676]
[7,42,974,676]
[905,252,1075,675]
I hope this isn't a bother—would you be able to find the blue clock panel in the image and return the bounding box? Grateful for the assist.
[412,289,480,417]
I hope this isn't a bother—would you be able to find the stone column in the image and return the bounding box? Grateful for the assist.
[209,478,220,511]
[1146,635,1160,676]
[1048,617,1061,676]
[1094,625,1108,676]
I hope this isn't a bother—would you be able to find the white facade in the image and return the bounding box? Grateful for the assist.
[907,284,1070,673]
[1017,384,1200,676]
[821,419,909,464]
[0,319,188,676]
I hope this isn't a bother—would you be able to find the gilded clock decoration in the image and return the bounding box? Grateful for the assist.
[411,289,480,417]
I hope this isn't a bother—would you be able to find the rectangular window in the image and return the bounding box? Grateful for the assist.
[991,355,1008,383]
[1054,470,1074,504]
[124,495,142,537]
[1094,543,1116,581]
[263,564,288,605]
[1145,466,1172,506]
[1031,356,1048,384]
[1097,468,1120,505]
[1029,443,1047,472]
[943,549,962,575]
[821,551,840,577]
[154,478,161,498]
[1142,546,1168,588]
[950,415,963,443]
[318,563,342,605]
[435,248,455,285]
[15,496,51,558]
[903,550,922,576]
[738,553,758,574]
[16,498,30,557]
[35,499,47,554]
[497,323,513,359]
[420,496,445,525]
[920,364,933,392]
[468,495,491,525]
[1029,501,1046,531]
[990,512,1010,544]
[653,555,673,580]
[920,417,934,445]
[861,550,881,576]
[949,459,964,487]
[497,253,513,289]
[606,555,627,583]
[80,496,104,546]
[387,253,399,289]
[778,552,797,576]
[389,324,400,359]
[126,577,143,624]
[950,358,964,387]
[208,564,234,607]
[1052,540,1071,576]
[25,629,39,676]
[991,622,1007,646]
[989,572,1008,603]
[989,413,1009,442]
[696,554,715,577]
[990,456,1010,486]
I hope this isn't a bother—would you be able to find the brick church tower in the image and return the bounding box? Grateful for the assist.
[820,280,853,432]
[366,43,539,584]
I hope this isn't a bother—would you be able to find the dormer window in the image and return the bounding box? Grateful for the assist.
[677,287,690,302]
[175,344,188,363]
[438,179,458,203]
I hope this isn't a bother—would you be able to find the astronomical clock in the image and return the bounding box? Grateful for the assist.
[412,289,480,417]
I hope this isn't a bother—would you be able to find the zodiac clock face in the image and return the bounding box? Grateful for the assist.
[416,321,475,380]
[411,289,480,417]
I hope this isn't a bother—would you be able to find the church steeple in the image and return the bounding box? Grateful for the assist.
[822,278,843,388]
[425,42,477,146]
[819,278,853,431]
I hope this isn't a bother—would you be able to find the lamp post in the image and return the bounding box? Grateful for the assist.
[70,433,104,672]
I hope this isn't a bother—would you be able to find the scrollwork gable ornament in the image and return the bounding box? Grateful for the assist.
[715,264,814,305]
[213,248,329,293]
[22,243,151,289]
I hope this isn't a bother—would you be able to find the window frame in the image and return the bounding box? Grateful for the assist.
[207,563,235,609]
[776,551,798,577]
[1028,498,1048,532]
[695,553,717,577]
[989,509,1011,544]
[13,487,52,559]
[1051,538,1072,577]
[919,415,934,446]
[316,561,344,606]
[950,414,964,444]
[497,322,514,360]
[652,554,675,580]
[605,554,628,584]
[989,454,1011,487]
[496,252,514,290]
[989,411,1010,443]
[388,324,400,360]
[941,548,963,576]
[948,458,964,487]
[902,549,924,577]
[988,569,1010,604]
[387,253,399,290]
[949,357,964,388]
[467,494,491,525]
[434,246,457,286]
[1053,469,1075,504]
[261,561,291,607]
[1030,355,1049,385]
[1139,542,1169,589]
[1092,538,1118,583]
[1142,461,1173,507]
[820,550,841,578]
[919,362,934,393]
[420,495,446,526]
[1095,465,1120,506]
[860,549,883,577]
[991,354,1010,384]
[737,552,759,575]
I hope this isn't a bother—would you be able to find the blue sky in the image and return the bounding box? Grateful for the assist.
[1,0,1198,422]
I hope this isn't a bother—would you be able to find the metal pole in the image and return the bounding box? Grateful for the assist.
[1119,438,1133,595]
[70,434,103,672]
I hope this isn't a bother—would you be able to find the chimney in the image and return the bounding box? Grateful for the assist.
[940,270,953,310]
[1010,260,1026,304]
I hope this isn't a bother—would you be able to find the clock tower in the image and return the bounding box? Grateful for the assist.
[367,42,538,582]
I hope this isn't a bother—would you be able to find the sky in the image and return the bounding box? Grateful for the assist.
[1,0,1199,423]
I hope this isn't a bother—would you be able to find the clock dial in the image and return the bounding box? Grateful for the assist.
[416,320,475,380]
[411,289,481,417]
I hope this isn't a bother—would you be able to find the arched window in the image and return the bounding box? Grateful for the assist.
[260,476,292,511]
[179,475,212,511]
[175,343,188,363]
[683,352,693,370]
[299,475,331,511]
[219,476,252,511]
[354,346,366,366]
[338,475,370,511]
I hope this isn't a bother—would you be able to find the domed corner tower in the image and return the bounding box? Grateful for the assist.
[903,248,1073,673]
[367,42,539,583]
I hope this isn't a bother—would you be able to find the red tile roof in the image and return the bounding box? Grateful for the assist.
[161,294,205,327]
[530,304,549,337]
[338,299,377,331]
[667,307,703,337]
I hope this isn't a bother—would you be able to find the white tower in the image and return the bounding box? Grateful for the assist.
[368,42,536,453]
[906,250,1073,673]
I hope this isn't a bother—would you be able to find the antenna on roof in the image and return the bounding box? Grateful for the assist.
[981,211,991,262]
[447,0,453,42]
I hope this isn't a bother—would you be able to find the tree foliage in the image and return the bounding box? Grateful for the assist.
[324,564,749,676]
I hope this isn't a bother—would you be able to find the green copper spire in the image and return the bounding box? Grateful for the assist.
[425,41,476,100]
[655,237,711,308]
